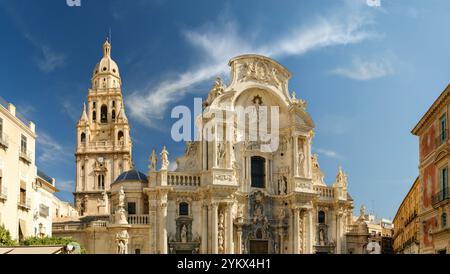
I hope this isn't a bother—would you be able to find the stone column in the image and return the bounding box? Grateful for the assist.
[306,208,314,254]
[210,202,219,253]
[288,209,294,253]
[158,195,168,254]
[226,203,234,253]
[278,228,284,254]
[201,203,208,254]
[236,227,243,254]
[293,207,300,253]
[336,211,342,254]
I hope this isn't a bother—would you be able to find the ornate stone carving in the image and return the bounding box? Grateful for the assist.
[115,186,128,225]
[181,224,188,243]
[297,138,306,177]
[204,76,225,107]
[237,60,284,89]
[278,176,287,195]
[115,230,129,254]
[217,142,226,167]
[218,211,225,253]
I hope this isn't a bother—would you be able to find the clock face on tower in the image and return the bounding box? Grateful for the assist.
[98,157,104,164]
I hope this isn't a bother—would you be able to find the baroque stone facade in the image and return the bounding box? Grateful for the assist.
[53,41,367,254]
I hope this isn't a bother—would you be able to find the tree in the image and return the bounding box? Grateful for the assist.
[0,225,17,246]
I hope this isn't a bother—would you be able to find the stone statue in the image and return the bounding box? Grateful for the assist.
[319,229,325,246]
[278,176,287,195]
[360,205,366,220]
[160,146,169,170]
[277,207,286,221]
[298,139,305,177]
[217,142,226,166]
[115,230,129,254]
[203,76,225,107]
[237,205,244,220]
[149,149,157,171]
[291,91,297,100]
[118,186,125,208]
[218,212,225,253]
[181,225,188,243]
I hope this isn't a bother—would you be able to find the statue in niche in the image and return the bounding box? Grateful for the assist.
[181,224,188,243]
[217,142,226,166]
[160,146,169,170]
[298,139,305,177]
[237,205,244,220]
[319,229,325,246]
[278,176,287,195]
[149,149,157,171]
[232,161,241,183]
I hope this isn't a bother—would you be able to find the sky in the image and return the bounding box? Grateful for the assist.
[1,0,449,219]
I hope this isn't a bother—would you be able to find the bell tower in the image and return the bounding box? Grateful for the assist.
[74,39,133,216]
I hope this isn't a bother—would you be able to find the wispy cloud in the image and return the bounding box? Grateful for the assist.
[37,131,72,164]
[35,46,66,73]
[127,8,377,127]
[56,180,75,192]
[331,56,394,80]
[316,148,342,159]
[3,3,66,73]
[62,100,81,122]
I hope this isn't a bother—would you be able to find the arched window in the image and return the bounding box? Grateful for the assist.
[112,101,116,108]
[100,105,108,123]
[98,175,105,190]
[118,131,124,142]
[112,110,116,120]
[251,156,266,188]
[318,211,326,224]
[92,111,97,121]
[80,133,86,143]
[179,202,189,216]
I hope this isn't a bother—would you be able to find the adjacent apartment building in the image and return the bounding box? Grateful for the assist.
[0,96,37,240]
[412,85,450,254]
[393,177,420,254]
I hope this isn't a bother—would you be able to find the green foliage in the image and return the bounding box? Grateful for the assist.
[21,237,86,253]
[0,225,17,246]
[21,236,73,246]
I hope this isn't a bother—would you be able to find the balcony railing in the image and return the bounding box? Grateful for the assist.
[314,186,334,198]
[432,188,450,206]
[18,197,31,210]
[0,133,8,149]
[128,214,149,225]
[436,129,448,148]
[0,186,7,201]
[19,149,32,164]
[167,172,201,187]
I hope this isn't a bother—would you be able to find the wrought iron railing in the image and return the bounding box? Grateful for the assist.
[432,188,450,206]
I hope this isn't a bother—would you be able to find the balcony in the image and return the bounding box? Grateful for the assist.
[167,172,201,187]
[19,149,32,164]
[0,186,7,201]
[314,185,334,199]
[128,214,149,225]
[432,188,450,207]
[435,129,448,148]
[18,197,31,211]
[0,133,8,150]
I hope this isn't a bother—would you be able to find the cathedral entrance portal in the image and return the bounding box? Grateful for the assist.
[249,240,269,254]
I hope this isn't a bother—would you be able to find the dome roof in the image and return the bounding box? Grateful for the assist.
[113,170,148,184]
[92,39,121,79]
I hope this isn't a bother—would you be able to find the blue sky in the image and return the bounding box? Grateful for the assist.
[0,0,449,219]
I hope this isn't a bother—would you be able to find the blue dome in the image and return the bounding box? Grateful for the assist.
[113,170,148,184]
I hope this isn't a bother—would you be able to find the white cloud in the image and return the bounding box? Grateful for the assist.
[36,46,66,73]
[316,148,342,159]
[37,131,72,164]
[127,9,376,127]
[331,56,394,80]
[56,180,75,192]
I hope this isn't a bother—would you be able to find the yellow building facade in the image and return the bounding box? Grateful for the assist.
[393,177,420,254]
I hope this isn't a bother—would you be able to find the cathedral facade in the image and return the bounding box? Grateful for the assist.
[53,40,367,254]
